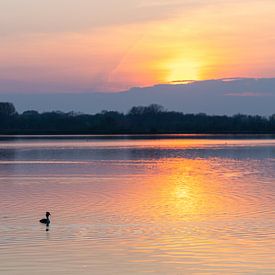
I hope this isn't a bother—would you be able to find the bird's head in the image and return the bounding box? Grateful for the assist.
[46,212,51,217]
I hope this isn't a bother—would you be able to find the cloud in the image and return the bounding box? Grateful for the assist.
[225,92,273,97]
[1,78,274,115]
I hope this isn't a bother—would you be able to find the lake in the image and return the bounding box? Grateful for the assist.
[0,135,274,274]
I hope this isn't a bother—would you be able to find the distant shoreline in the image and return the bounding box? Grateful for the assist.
[1,103,274,136]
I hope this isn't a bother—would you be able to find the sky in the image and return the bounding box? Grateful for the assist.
[1,0,275,93]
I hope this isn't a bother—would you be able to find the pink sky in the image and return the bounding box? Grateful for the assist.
[1,0,275,93]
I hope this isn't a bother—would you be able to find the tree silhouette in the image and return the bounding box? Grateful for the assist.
[0,102,274,134]
[0,102,16,116]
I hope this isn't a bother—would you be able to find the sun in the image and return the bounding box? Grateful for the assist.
[164,58,203,82]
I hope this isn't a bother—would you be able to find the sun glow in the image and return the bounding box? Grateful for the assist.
[164,58,204,82]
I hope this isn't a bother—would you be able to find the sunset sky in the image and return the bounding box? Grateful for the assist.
[1,0,275,93]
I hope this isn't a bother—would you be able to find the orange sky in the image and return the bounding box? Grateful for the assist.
[1,0,275,92]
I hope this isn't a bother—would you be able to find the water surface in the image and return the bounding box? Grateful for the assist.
[0,135,274,274]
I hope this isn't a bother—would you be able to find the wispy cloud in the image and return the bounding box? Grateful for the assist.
[226,92,273,97]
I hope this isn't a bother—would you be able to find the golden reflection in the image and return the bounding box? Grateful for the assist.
[174,185,190,199]
[112,158,234,223]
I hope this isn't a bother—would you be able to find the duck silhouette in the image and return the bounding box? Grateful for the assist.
[40,212,51,226]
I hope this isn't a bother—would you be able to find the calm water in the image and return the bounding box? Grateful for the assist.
[0,135,274,274]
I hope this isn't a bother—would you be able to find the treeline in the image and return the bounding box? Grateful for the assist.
[0,102,274,134]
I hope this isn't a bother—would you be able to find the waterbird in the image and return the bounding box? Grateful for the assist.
[40,212,51,225]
